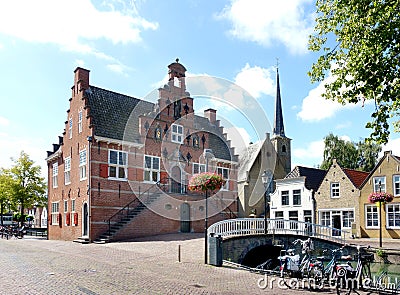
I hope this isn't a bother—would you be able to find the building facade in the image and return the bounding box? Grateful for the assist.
[359,151,400,238]
[46,60,238,242]
[315,159,369,238]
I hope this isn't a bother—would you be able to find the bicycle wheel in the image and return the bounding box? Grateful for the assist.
[308,265,324,290]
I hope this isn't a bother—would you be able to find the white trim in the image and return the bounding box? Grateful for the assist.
[365,204,380,229]
[46,147,62,162]
[95,135,144,148]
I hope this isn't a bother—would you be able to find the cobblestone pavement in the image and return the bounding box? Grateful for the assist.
[0,234,388,295]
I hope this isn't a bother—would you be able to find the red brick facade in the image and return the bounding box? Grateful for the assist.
[47,61,238,242]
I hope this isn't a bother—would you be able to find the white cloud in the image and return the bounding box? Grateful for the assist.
[0,0,158,60]
[382,137,400,156]
[107,63,132,75]
[218,0,314,55]
[293,140,324,165]
[225,126,251,153]
[297,76,364,122]
[0,116,10,127]
[234,63,275,99]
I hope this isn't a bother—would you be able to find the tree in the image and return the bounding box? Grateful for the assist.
[8,151,47,225]
[321,133,381,171]
[0,169,14,226]
[309,0,400,144]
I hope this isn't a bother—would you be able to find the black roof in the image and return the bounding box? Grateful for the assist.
[284,166,327,191]
[85,85,235,161]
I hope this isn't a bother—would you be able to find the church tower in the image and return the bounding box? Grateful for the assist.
[271,67,291,175]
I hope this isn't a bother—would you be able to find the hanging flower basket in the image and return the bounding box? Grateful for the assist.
[368,192,394,204]
[188,172,225,192]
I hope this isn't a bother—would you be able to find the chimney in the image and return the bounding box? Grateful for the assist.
[204,108,217,124]
[74,67,90,93]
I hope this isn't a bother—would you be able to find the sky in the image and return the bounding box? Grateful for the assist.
[0,0,399,179]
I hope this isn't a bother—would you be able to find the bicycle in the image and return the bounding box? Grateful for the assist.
[334,245,373,295]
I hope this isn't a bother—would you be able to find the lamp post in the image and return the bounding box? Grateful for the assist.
[261,170,273,235]
[203,148,214,264]
[378,180,382,248]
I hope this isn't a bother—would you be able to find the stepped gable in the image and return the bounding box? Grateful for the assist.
[285,166,327,191]
[342,168,369,188]
[85,85,234,161]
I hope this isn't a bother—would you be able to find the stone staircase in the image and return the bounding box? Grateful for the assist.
[92,192,161,244]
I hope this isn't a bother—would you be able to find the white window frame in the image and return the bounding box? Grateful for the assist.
[171,124,184,143]
[373,176,386,192]
[71,199,76,227]
[320,211,331,227]
[193,163,206,175]
[393,175,400,196]
[64,157,71,185]
[108,150,128,180]
[293,189,301,206]
[281,190,289,206]
[275,211,284,229]
[51,202,59,225]
[78,110,83,133]
[217,167,229,190]
[330,182,340,198]
[144,155,160,183]
[365,204,379,229]
[342,210,354,228]
[52,162,58,188]
[387,203,400,229]
[79,149,87,181]
[68,118,73,139]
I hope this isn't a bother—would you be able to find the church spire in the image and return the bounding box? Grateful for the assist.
[273,67,285,137]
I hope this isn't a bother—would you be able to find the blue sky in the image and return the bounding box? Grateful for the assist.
[0,0,399,178]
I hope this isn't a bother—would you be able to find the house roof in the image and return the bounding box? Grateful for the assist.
[238,139,265,182]
[85,85,235,161]
[284,166,327,191]
[342,168,369,188]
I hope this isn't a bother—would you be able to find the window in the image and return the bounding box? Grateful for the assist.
[171,124,183,143]
[330,182,340,198]
[320,211,331,227]
[394,175,400,196]
[342,210,354,228]
[387,204,400,228]
[52,162,58,188]
[373,176,386,192]
[193,135,200,148]
[275,211,284,229]
[293,189,301,205]
[71,199,76,226]
[78,111,83,133]
[64,157,71,185]
[193,163,206,174]
[144,155,160,182]
[365,205,379,228]
[217,167,229,190]
[289,211,298,229]
[109,150,127,179]
[51,202,59,225]
[64,200,68,226]
[68,118,73,139]
[79,149,87,180]
[281,190,289,206]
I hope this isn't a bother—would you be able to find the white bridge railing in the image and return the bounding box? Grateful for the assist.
[208,218,349,244]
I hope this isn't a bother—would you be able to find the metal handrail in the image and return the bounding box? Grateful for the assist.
[106,176,169,236]
[208,218,349,244]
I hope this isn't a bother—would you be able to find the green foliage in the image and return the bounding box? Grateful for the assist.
[309,0,400,144]
[7,151,47,224]
[0,169,15,214]
[321,133,381,171]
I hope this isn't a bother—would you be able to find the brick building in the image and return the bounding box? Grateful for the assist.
[46,60,238,242]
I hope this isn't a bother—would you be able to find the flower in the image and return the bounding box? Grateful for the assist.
[188,172,226,192]
[368,192,394,204]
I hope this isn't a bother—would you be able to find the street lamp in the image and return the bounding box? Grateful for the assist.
[203,148,214,264]
[378,180,382,248]
[261,170,273,235]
